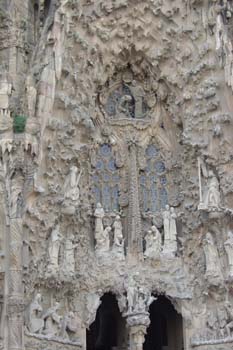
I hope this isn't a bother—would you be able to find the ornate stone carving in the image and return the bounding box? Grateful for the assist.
[112,215,125,259]
[27,293,44,334]
[162,205,178,257]
[47,225,62,274]
[101,80,148,120]
[43,302,61,337]
[62,234,78,276]
[203,232,222,282]
[224,231,233,278]
[144,225,161,260]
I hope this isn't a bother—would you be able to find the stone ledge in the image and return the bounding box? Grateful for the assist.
[191,336,233,347]
[25,332,82,349]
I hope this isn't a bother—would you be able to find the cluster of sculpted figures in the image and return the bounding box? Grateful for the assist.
[144,205,178,259]
[94,203,124,259]
[94,203,178,260]
[26,293,79,343]
[47,225,78,276]
[204,231,233,280]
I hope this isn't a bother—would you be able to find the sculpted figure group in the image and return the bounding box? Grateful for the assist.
[125,276,155,314]
[203,230,233,282]
[94,203,124,259]
[144,205,178,260]
[47,225,78,276]
[27,294,80,343]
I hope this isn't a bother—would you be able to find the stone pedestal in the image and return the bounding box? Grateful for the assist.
[126,312,150,350]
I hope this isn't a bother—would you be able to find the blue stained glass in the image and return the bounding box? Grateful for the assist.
[155,161,165,174]
[112,174,120,182]
[100,144,111,157]
[108,159,116,171]
[160,188,168,209]
[151,187,157,212]
[103,174,110,182]
[143,188,149,212]
[93,187,101,204]
[95,160,104,171]
[160,176,167,185]
[112,186,119,210]
[92,175,99,183]
[150,175,157,183]
[140,175,146,185]
[146,145,158,158]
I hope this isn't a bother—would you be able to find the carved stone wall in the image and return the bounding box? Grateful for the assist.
[1,0,233,350]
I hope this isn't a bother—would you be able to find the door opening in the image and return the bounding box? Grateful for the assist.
[86,293,127,350]
[144,295,183,350]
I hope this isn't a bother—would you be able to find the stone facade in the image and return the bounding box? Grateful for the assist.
[1,0,233,350]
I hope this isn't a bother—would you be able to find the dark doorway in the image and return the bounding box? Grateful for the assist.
[87,293,127,350]
[144,296,183,350]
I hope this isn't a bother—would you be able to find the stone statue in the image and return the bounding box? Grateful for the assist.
[112,215,124,258]
[0,75,12,110]
[203,232,222,279]
[85,293,101,327]
[144,225,161,260]
[25,76,37,118]
[95,226,111,254]
[62,234,78,276]
[113,215,123,246]
[42,302,61,337]
[63,166,82,203]
[127,276,138,313]
[224,231,233,277]
[47,225,62,273]
[27,293,44,334]
[162,206,178,256]
[94,203,105,248]
[117,95,133,118]
[225,301,233,337]
[59,311,79,340]
[162,204,170,241]
[130,80,145,118]
[135,288,156,313]
[204,172,220,208]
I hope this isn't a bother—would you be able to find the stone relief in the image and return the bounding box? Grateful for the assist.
[26,295,80,345]
[47,225,62,275]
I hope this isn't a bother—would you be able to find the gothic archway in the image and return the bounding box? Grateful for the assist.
[144,296,183,350]
[86,293,127,350]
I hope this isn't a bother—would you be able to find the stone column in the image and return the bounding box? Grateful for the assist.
[8,218,24,350]
[126,312,150,350]
[127,142,143,261]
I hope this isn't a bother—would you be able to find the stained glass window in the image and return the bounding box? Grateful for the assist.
[140,145,168,213]
[92,144,120,212]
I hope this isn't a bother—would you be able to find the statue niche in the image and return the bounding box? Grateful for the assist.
[102,81,149,120]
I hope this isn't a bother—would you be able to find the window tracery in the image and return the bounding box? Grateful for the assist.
[92,144,120,212]
[139,144,168,213]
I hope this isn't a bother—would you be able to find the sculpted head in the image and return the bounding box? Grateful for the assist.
[71,165,78,174]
